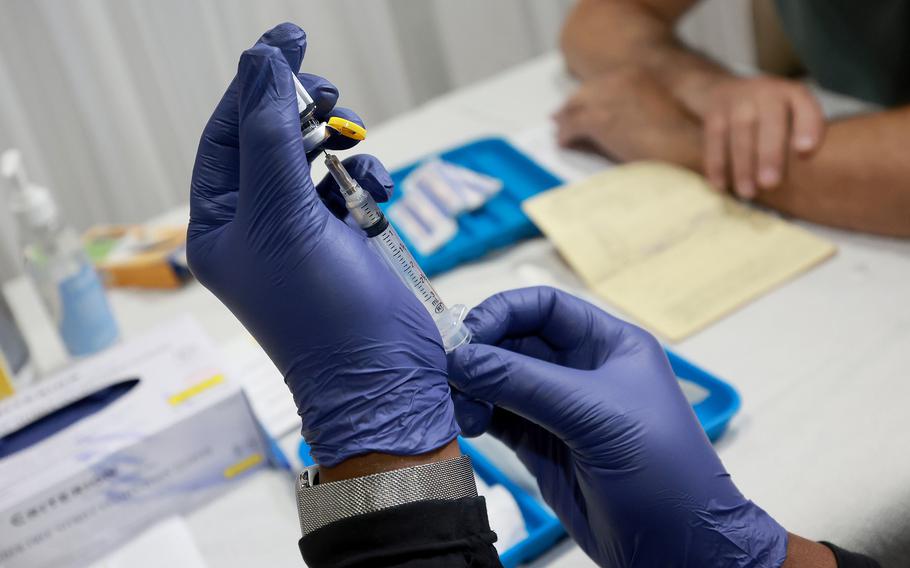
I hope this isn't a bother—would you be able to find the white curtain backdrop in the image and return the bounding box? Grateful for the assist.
[0,0,753,280]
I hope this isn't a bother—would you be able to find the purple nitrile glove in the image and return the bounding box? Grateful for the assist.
[449,286,787,567]
[188,23,459,467]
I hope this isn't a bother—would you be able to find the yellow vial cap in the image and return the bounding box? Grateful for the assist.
[327,116,367,141]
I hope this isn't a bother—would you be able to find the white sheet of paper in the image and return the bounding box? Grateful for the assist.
[89,516,207,568]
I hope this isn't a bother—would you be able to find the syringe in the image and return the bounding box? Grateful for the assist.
[289,72,470,352]
[324,153,472,352]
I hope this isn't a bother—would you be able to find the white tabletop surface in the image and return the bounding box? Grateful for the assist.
[13,53,910,566]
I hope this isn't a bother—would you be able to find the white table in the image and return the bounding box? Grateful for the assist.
[16,53,910,566]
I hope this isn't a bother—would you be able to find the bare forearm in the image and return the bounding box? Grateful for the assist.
[758,109,910,237]
[319,439,461,482]
[560,0,727,112]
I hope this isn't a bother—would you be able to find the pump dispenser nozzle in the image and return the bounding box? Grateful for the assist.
[1,149,28,191]
[1,149,57,227]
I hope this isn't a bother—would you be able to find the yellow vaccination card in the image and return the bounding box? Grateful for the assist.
[523,162,836,341]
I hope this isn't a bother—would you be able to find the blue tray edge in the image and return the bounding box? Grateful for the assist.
[665,349,741,441]
[459,438,566,567]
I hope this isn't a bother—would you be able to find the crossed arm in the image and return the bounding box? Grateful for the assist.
[560,0,910,238]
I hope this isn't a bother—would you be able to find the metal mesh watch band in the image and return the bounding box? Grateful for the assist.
[296,454,477,537]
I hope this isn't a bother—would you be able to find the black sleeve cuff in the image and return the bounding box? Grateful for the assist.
[821,542,882,568]
[299,496,502,568]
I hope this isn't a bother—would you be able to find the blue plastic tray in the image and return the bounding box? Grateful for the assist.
[386,137,562,276]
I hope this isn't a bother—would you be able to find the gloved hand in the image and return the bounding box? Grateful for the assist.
[188,23,459,467]
[448,287,787,567]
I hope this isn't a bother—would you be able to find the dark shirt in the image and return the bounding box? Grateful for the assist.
[299,497,502,567]
[774,0,910,106]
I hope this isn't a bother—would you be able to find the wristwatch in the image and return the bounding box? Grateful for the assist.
[296,454,477,537]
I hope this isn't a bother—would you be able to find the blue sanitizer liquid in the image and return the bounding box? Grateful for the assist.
[57,262,119,356]
[24,227,119,357]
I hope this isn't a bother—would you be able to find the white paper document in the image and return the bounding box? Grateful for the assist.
[90,516,208,568]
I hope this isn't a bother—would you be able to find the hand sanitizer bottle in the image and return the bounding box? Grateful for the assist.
[1,149,119,357]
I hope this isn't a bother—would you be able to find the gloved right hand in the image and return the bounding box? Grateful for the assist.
[448,287,787,567]
[188,23,459,468]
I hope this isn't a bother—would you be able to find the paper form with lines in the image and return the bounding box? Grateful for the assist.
[523,162,836,341]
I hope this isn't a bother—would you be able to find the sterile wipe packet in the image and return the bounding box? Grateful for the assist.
[403,159,502,215]
[406,164,468,215]
[436,160,502,205]
[389,159,503,255]
[387,193,457,256]
[474,474,528,553]
[402,158,502,217]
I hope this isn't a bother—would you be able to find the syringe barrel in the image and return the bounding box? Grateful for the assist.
[344,189,387,235]
[323,154,471,351]
[369,223,448,317]
[325,153,388,234]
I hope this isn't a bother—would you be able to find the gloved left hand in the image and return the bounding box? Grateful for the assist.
[187,23,459,467]
[449,287,787,567]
